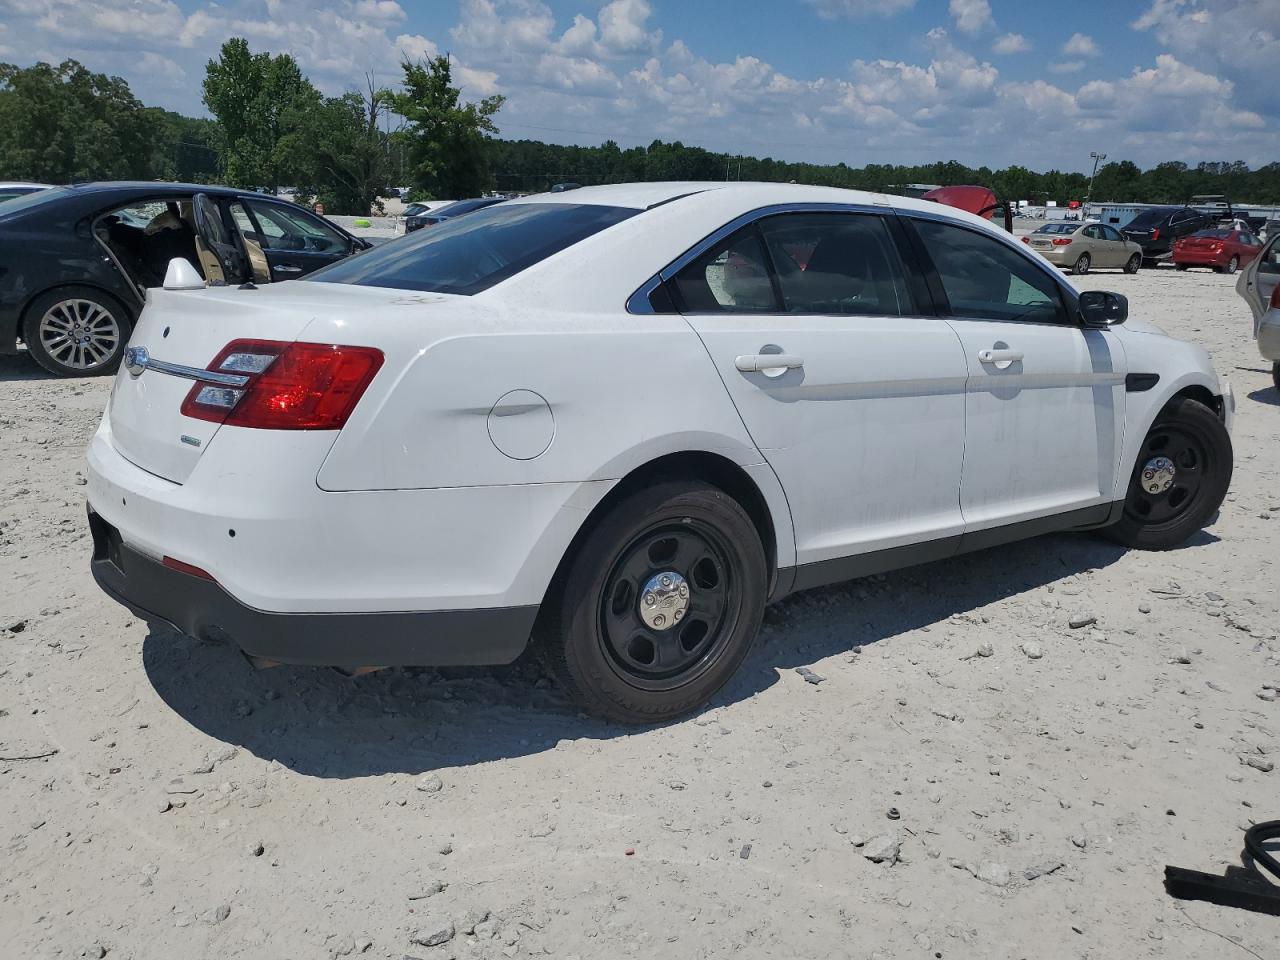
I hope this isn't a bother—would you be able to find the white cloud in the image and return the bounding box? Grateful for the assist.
[806,0,916,18]
[1132,0,1279,117]
[0,0,1277,172]
[1062,32,1099,57]
[949,0,993,35]
[992,33,1030,54]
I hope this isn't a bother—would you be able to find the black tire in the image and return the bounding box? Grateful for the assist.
[1144,258,1160,269]
[1175,263,1188,271]
[1225,255,1239,275]
[1273,362,1280,392]
[537,480,766,724]
[1108,397,1232,551]
[1072,253,1091,275]
[22,286,131,377]
[1124,254,1141,274]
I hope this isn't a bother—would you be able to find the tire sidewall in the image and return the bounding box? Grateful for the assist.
[22,286,132,377]
[1074,253,1090,275]
[1226,256,1239,274]
[1125,254,1141,274]
[550,481,766,723]
[1109,398,1233,550]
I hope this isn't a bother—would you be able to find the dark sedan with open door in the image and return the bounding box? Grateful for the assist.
[0,182,369,377]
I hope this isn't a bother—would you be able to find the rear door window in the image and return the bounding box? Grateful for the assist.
[309,202,638,295]
[671,227,778,312]
[757,213,909,316]
[912,218,1069,325]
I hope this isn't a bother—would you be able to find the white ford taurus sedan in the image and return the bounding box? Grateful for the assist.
[86,182,1234,723]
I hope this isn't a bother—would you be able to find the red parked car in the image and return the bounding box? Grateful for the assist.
[1172,228,1263,274]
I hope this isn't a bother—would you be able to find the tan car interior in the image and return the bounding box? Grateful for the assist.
[93,199,246,292]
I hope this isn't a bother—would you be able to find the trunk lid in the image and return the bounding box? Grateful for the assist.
[107,283,345,483]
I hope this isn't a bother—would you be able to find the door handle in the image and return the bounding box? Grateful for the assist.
[977,348,1023,364]
[735,354,804,377]
[273,263,303,274]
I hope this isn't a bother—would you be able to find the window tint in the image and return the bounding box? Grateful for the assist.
[1259,241,1280,275]
[758,213,908,316]
[671,227,777,312]
[246,200,348,254]
[309,202,637,295]
[1082,225,1101,239]
[1101,225,1122,242]
[913,218,1068,325]
[1035,223,1076,235]
[1126,208,1176,228]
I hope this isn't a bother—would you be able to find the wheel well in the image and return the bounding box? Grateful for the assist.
[541,452,780,608]
[1170,384,1224,420]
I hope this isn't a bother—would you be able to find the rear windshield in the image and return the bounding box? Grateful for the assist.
[1034,223,1077,234]
[1192,229,1232,239]
[309,202,637,295]
[1125,208,1179,228]
[0,185,70,219]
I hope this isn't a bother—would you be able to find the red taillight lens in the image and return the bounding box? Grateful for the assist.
[1052,237,1073,246]
[181,339,383,430]
[1210,243,1223,252]
[1020,236,1030,244]
[1151,228,1160,241]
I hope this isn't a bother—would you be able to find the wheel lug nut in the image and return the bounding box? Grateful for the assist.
[678,584,688,598]
[661,575,672,587]
[644,594,656,606]
[674,610,683,621]
[653,614,666,627]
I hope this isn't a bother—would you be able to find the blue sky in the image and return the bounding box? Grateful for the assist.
[1,0,1276,172]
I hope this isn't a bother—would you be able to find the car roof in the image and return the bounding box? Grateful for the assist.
[60,181,259,198]
[0,181,53,188]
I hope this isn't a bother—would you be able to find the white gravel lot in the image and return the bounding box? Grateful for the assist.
[1,265,1278,960]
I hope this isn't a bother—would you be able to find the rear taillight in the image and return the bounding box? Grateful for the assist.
[181,339,383,430]
[1271,286,1280,310]
[1210,243,1223,252]
[1021,236,1029,244]
[1052,238,1073,246]
[1151,228,1160,241]
[162,556,215,581]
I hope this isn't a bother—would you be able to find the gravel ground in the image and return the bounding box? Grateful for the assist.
[1,265,1277,960]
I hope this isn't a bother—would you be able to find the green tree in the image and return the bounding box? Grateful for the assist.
[388,55,504,199]
[0,59,160,182]
[280,76,394,215]
[202,37,320,191]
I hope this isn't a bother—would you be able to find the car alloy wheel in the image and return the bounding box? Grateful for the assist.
[598,520,738,692]
[38,298,122,372]
[1124,254,1141,274]
[1073,253,1090,275]
[1225,255,1239,275]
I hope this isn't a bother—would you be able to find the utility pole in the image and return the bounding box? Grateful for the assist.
[1087,151,1106,216]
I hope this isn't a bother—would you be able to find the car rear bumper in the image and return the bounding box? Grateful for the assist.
[1172,252,1225,267]
[88,509,537,666]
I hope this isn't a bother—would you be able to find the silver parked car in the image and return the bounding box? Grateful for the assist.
[1236,233,1280,390]
[1022,221,1144,275]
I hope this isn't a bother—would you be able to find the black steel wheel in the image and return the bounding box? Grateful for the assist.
[538,479,766,723]
[1108,397,1232,550]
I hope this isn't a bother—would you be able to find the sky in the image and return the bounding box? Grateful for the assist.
[0,0,1277,173]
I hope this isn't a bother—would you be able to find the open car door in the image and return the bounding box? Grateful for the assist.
[192,192,248,285]
[1236,233,1280,335]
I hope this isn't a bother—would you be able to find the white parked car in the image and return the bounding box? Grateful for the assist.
[1236,231,1280,390]
[86,182,1235,723]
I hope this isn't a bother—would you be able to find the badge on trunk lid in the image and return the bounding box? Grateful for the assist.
[124,345,149,377]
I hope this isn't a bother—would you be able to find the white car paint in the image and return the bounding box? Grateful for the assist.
[85,181,1230,667]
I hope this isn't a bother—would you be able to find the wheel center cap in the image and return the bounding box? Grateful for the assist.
[639,571,690,631]
[1141,456,1176,495]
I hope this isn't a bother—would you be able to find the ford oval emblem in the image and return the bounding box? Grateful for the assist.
[124,345,149,377]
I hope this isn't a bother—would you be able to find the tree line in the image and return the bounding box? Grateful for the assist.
[3,46,1279,215]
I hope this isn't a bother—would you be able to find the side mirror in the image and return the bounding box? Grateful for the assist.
[1079,290,1127,328]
